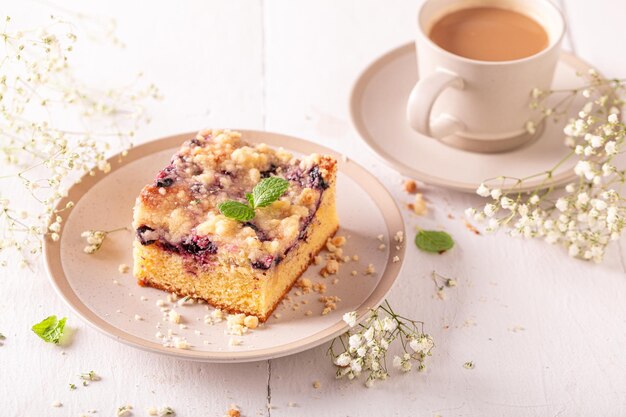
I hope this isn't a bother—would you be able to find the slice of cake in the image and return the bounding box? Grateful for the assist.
[132,129,339,321]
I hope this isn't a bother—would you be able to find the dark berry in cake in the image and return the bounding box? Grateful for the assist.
[136,225,158,245]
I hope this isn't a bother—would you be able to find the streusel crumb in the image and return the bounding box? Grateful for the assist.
[320,295,341,315]
[403,179,418,194]
[225,406,240,417]
[409,193,428,215]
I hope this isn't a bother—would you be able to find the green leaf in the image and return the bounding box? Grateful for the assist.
[415,230,454,253]
[218,201,256,221]
[245,192,254,207]
[31,315,67,344]
[251,177,289,208]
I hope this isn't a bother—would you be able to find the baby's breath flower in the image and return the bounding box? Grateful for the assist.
[500,196,516,210]
[80,227,126,254]
[469,73,626,263]
[0,15,158,266]
[490,188,502,200]
[343,311,357,328]
[529,194,540,205]
[328,301,433,387]
[476,183,490,197]
[484,204,497,217]
[605,141,617,155]
[531,87,543,99]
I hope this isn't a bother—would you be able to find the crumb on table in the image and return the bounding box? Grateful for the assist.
[403,179,418,193]
[408,193,428,215]
[225,405,241,417]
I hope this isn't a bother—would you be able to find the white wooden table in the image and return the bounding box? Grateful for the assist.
[3,1,626,415]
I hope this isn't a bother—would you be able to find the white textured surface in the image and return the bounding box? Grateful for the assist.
[2,0,626,416]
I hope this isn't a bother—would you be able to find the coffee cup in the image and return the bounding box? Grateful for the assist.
[406,0,565,153]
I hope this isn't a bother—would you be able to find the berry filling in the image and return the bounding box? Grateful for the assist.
[251,255,274,270]
[155,165,177,188]
[136,225,158,245]
[180,234,218,255]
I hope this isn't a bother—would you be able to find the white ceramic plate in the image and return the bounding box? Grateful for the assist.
[350,43,596,193]
[44,131,405,362]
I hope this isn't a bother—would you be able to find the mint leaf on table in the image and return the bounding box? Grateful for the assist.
[219,177,290,221]
[217,201,255,222]
[31,315,67,344]
[415,230,454,253]
[251,177,289,208]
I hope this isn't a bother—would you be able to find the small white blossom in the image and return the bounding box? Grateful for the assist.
[589,135,604,148]
[343,311,357,328]
[500,197,515,210]
[577,192,590,206]
[605,140,617,155]
[334,352,351,367]
[591,199,607,211]
[476,183,490,197]
[381,317,397,332]
[484,204,497,217]
[531,87,543,99]
[349,334,363,350]
[555,198,569,212]
[350,359,362,373]
[490,188,503,200]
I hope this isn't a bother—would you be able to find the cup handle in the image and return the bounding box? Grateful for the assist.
[406,69,465,139]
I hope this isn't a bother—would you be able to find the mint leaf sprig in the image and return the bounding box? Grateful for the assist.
[218,177,290,222]
[31,315,67,344]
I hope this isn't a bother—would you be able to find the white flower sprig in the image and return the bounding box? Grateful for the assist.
[328,301,434,387]
[0,15,159,266]
[468,70,626,262]
[81,227,127,254]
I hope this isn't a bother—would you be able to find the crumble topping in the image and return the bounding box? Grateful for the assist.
[133,129,336,271]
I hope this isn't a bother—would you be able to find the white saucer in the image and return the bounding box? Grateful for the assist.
[350,43,595,193]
